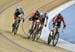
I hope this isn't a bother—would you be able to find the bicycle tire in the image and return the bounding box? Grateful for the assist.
[48,33,51,45]
[52,32,59,46]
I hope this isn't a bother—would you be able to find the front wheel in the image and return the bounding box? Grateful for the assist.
[12,23,15,32]
[12,22,19,35]
[48,33,51,45]
[52,32,59,46]
[32,33,36,41]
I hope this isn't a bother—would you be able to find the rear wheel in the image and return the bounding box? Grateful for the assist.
[52,32,59,46]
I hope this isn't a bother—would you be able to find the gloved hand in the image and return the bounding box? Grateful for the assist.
[62,28,64,32]
[62,25,66,32]
[64,25,66,28]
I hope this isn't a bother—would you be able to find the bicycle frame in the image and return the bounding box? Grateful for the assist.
[48,25,59,46]
[32,20,41,41]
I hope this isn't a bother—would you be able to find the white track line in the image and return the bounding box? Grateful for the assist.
[57,39,75,52]
[40,0,75,52]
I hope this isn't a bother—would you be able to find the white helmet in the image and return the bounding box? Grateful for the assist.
[40,12,43,16]
[16,6,24,14]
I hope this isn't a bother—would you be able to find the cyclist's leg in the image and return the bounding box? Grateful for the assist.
[52,22,55,28]
[12,19,17,27]
[42,19,44,25]
[39,18,44,31]
[14,18,21,34]
[30,21,34,33]
[39,23,43,32]
[16,19,21,30]
[56,23,60,33]
[12,23,15,32]
[28,21,34,39]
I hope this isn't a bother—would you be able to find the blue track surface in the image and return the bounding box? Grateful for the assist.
[48,4,75,44]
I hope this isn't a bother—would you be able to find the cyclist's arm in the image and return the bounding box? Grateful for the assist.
[53,16,57,24]
[62,16,66,28]
[14,13,16,19]
[14,12,18,20]
[29,13,35,21]
[21,14,25,22]
[20,8,25,22]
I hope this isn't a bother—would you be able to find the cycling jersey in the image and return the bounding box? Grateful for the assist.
[29,11,40,22]
[14,8,24,20]
[53,16,66,28]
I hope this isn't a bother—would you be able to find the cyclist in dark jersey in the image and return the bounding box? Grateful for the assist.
[52,13,66,31]
[12,7,25,29]
[29,10,41,30]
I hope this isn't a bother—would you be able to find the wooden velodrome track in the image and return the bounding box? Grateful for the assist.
[0,0,71,52]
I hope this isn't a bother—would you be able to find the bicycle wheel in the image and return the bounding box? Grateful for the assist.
[32,28,36,41]
[52,32,59,46]
[32,26,38,41]
[12,24,15,32]
[14,25,18,35]
[13,18,20,35]
[14,23,19,35]
[48,33,52,45]
[36,28,41,40]
[12,23,16,34]
[32,31,37,41]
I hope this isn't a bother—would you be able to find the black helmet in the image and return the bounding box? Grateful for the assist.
[44,12,47,16]
[35,10,39,13]
[57,13,62,18]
